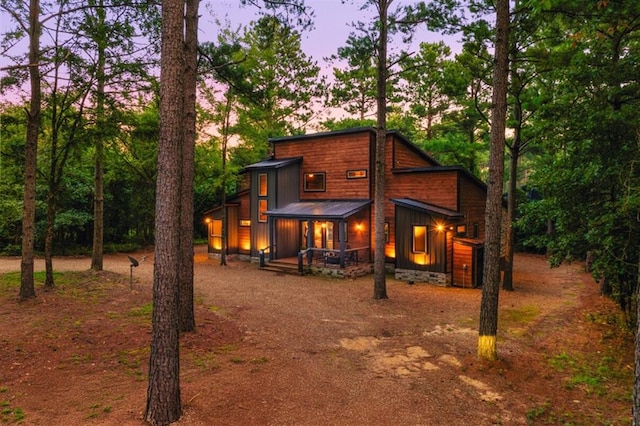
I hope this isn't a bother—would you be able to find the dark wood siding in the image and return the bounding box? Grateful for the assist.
[250,170,275,256]
[394,205,447,272]
[276,163,300,207]
[275,218,300,258]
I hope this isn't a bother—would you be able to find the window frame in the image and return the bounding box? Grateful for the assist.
[258,173,268,196]
[258,199,268,223]
[303,172,326,192]
[412,225,428,254]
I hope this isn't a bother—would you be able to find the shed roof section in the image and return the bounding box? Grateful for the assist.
[243,157,302,171]
[391,198,464,220]
[265,200,372,220]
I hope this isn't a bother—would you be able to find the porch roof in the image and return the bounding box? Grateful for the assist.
[265,199,372,220]
[391,198,464,220]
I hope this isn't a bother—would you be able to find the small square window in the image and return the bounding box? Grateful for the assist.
[304,172,326,192]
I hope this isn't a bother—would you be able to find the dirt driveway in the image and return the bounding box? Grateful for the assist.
[0,246,632,425]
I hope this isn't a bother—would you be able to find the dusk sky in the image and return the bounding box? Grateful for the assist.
[205,0,461,70]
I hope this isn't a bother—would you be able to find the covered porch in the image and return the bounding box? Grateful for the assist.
[260,199,372,278]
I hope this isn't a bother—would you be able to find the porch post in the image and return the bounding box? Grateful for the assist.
[339,219,346,268]
[306,220,314,264]
[269,218,276,261]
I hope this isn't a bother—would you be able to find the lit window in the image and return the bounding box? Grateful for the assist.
[413,225,428,253]
[347,169,367,179]
[259,199,268,223]
[304,172,326,192]
[211,219,222,250]
[258,173,267,196]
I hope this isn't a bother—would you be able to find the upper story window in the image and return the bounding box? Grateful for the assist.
[258,173,268,196]
[347,169,367,179]
[303,172,326,192]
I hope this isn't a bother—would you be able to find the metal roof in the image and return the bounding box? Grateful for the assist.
[243,157,302,170]
[391,198,464,220]
[265,200,372,220]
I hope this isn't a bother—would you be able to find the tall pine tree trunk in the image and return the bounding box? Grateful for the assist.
[633,252,640,426]
[478,0,509,361]
[91,0,107,271]
[373,0,389,300]
[20,0,41,300]
[178,0,199,333]
[144,0,183,422]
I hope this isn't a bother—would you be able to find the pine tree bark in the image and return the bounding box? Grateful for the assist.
[19,0,41,300]
[633,253,640,426]
[144,0,183,422]
[478,0,509,361]
[373,0,389,300]
[178,0,199,333]
[91,1,107,271]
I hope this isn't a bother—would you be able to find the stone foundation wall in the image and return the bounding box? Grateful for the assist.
[394,269,451,286]
[308,263,373,279]
[208,253,252,262]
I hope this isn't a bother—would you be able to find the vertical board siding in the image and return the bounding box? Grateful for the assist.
[276,164,300,207]
[458,177,487,240]
[395,206,447,272]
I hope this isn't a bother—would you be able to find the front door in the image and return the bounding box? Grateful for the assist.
[301,221,334,249]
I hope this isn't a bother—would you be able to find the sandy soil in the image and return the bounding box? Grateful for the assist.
[0,246,633,425]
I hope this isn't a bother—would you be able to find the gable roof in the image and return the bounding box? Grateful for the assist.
[391,198,464,220]
[265,200,372,220]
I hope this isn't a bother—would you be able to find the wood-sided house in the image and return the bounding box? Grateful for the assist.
[205,127,487,287]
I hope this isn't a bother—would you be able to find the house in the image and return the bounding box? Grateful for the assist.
[204,127,487,287]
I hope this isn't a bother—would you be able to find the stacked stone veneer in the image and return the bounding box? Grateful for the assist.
[394,268,451,286]
[308,263,373,279]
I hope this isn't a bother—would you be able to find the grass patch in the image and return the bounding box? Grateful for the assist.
[128,303,153,320]
[0,395,25,424]
[548,352,628,398]
[500,305,540,327]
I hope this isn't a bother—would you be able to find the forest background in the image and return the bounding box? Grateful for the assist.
[0,0,639,322]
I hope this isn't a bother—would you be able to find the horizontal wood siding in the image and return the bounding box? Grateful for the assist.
[274,132,371,200]
[390,134,437,169]
[457,176,487,239]
[395,205,447,272]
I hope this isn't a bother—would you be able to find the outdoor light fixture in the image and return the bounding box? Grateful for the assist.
[436,224,445,232]
[355,222,364,231]
[127,255,146,288]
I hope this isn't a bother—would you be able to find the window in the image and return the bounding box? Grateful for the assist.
[412,225,428,253]
[259,199,268,223]
[304,172,326,192]
[456,224,466,236]
[211,219,222,250]
[384,222,390,243]
[239,219,251,227]
[258,173,268,196]
[346,169,367,179]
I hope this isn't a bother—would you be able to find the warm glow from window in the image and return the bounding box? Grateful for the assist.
[413,225,427,253]
[258,173,268,196]
[259,200,268,222]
